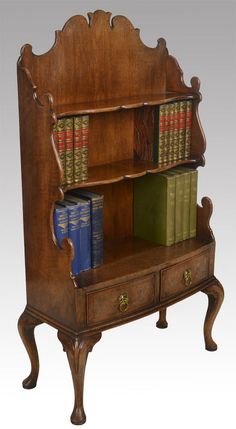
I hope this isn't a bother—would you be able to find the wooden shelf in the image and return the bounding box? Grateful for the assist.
[55,92,197,117]
[75,236,211,289]
[62,158,197,190]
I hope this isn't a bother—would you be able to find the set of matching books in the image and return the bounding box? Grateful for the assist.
[54,190,104,275]
[154,100,192,165]
[134,167,198,246]
[53,115,89,185]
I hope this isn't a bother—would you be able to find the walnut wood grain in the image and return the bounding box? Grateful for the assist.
[58,332,102,425]
[18,310,43,388]
[202,280,224,351]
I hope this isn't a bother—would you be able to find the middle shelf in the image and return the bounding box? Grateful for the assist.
[62,158,197,190]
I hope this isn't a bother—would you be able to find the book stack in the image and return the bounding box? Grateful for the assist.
[154,100,192,165]
[54,190,104,275]
[53,115,90,185]
[134,167,198,246]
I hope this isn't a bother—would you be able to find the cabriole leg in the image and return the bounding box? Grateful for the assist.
[156,309,168,329]
[202,280,224,351]
[18,309,43,388]
[58,331,102,425]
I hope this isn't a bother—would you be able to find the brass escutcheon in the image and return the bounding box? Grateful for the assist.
[183,269,192,287]
[118,293,129,312]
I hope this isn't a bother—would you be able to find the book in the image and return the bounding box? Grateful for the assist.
[81,115,89,181]
[163,104,170,164]
[165,169,184,243]
[170,167,191,241]
[69,190,104,268]
[74,116,83,182]
[64,194,91,272]
[178,101,187,160]
[54,118,66,183]
[154,104,165,164]
[168,103,175,164]
[134,173,175,246]
[53,203,68,246]
[57,200,81,276]
[175,167,198,238]
[173,102,180,162]
[65,117,74,185]
[185,100,192,159]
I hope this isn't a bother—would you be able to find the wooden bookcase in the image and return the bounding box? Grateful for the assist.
[17,10,224,425]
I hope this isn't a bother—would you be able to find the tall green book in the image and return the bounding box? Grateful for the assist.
[165,169,184,243]
[175,167,198,238]
[171,167,191,241]
[134,173,175,246]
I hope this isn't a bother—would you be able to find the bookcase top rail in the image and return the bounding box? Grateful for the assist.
[55,93,197,117]
[62,158,197,191]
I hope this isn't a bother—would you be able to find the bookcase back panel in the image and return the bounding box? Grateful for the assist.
[87,181,133,240]
[88,110,134,166]
[19,10,167,107]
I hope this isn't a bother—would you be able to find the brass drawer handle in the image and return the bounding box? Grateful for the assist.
[118,293,129,312]
[183,269,192,287]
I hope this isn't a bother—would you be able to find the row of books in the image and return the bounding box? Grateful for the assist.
[54,190,103,275]
[154,100,192,165]
[134,167,198,246]
[53,115,89,185]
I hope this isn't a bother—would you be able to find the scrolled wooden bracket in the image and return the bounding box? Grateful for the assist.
[197,196,215,242]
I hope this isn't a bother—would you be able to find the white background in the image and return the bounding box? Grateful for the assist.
[0,1,235,428]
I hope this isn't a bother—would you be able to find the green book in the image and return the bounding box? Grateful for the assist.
[171,167,191,241]
[165,169,184,243]
[189,169,198,238]
[175,167,198,238]
[134,173,175,246]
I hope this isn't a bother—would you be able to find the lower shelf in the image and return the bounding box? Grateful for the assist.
[75,236,213,289]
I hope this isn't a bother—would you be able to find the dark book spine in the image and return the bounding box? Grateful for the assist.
[168,103,175,164]
[67,205,81,275]
[81,115,89,181]
[65,117,74,185]
[185,100,192,159]
[79,201,91,271]
[90,197,104,268]
[163,104,170,165]
[53,207,68,246]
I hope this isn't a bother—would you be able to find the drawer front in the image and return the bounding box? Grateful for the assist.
[86,274,156,326]
[160,250,210,301]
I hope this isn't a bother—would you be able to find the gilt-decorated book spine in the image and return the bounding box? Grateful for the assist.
[185,100,192,159]
[55,118,66,184]
[53,204,68,247]
[178,101,187,160]
[189,169,198,238]
[168,103,175,164]
[81,115,89,181]
[57,200,81,276]
[71,190,104,268]
[157,104,166,164]
[65,117,74,185]
[78,199,91,271]
[74,116,82,182]
[173,102,180,163]
[163,104,170,165]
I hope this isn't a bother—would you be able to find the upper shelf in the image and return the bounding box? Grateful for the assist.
[62,158,197,191]
[55,92,197,117]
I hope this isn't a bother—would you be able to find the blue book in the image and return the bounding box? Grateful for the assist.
[64,195,91,272]
[53,204,68,247]
[57,200,81,276]
[69,190,104,268]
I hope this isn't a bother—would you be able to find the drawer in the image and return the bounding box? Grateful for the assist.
[86,274,156,327]
[160,250,210,301]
